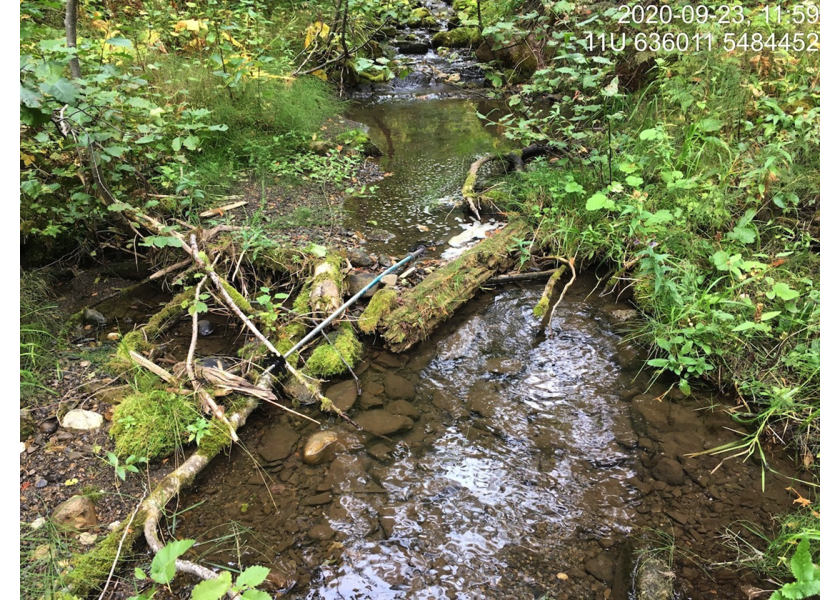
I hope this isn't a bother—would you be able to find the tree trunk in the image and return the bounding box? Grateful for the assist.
[379,221,529,352]
[65,0,82,79]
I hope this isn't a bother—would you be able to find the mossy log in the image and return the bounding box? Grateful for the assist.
[358,288,398,334]
[309,255,344,318]
[532,266,567,318]
[379,221,530,352]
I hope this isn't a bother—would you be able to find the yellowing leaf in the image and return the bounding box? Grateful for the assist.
[21,153,35,167]
[305,21,330,48]
[174,19,206,33]
[65,478,79,486]
[312,69,328,81]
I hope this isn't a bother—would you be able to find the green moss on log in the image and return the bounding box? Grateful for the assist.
[65,511,145,596]
[110,390,199,460]
[219,279,254,315]
[432,27,481,49]
[359,288,398,334]
[381,221,529,352]
[304,322,362,377]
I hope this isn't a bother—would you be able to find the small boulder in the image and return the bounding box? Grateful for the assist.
[355,410,414,436]
[325,380,359,412]
[347,273,380,298]
[52,495,98,530]
[652,458,685,486]
[347,248,374,268]
[585,552,616,584]
[382,274,398,287]
[303,431,341,465]
[61,410,104,431]
[307,522,335,541]
[257,425,300,463]
[383,374,415,400]
[386,400,420,420]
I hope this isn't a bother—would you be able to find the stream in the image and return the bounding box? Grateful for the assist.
[161,4,807,598]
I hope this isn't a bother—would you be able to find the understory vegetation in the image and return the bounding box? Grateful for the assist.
[19,0,818,597]
[476,0,819,587]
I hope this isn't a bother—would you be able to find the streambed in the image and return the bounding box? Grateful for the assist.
[172,278,803,600]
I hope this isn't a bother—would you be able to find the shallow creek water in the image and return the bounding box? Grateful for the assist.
[176,282,642,599]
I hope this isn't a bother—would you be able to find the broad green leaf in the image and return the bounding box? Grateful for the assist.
[585,192,609,211]
[678,379,691,397]
[191,571,231,600]
[564,181,584,194]
[307,243,328,257]
[143,235,183,248]
[761,311,782,321]
[134,567,147,580]
[235,565,270,589]
[698,118,723,132]
[645,210,672,225]
[240,590,272,600]
[103,146,129,157]
[790,539,818,583]
[184,135,200,151]
[20,84,43,108]
[639,128,660,141]
[188,301,208,316]
[727,225,756,244]
[602,76,619,97]
[625,175,643,187]
[45,78,79,104]
[106,37,133,47]
[772,282,800,301]
[135,135,156,144]
[172,137,182,152]
[647,358,670,368]
[150,539,195,584]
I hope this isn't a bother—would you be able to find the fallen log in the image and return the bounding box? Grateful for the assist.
[485,266,565,286]
[379,221,530,352]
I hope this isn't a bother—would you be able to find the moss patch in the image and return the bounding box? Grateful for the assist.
[110,390,199,461]
[358,288,398,334]
[66,513,144,597]
[432,27,481,49]
[304,322,362,377]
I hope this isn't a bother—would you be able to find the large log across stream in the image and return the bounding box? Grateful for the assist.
[376,220,530,352]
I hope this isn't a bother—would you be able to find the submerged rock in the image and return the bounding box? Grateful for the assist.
[485,358,523,375]
[383,374,415,400]
[585,552,616,584]
[652,458,685,486]
[325,380,359,412]
[355,410,414,436]
[303,431,341,465]
[258,425,300,463]
[385,400,420,420]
